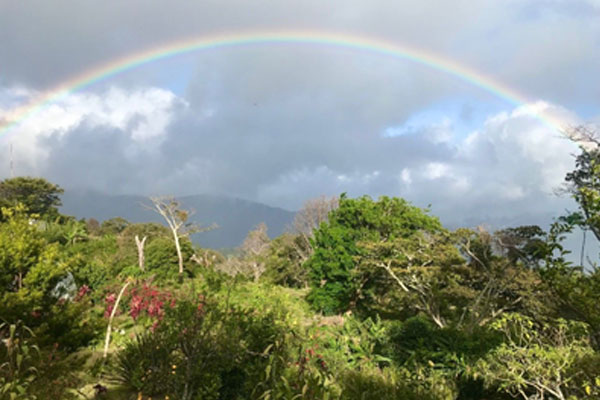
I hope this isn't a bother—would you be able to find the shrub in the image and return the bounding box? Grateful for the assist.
[110,294,291,399]
[0,321,40,400]
[339,365,441,400]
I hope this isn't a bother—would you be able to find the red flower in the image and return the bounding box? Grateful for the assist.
[104,293,117,318]
[75,285,91,301]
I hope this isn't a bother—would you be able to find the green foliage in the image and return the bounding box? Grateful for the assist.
[339,365,443,400]
[473,313,596,400]
[539,212,600,347]
[35,298,103,351]
[99,217,130,236]
[0,321,40,400]
[0,177,64,221]
[565,146,600,241]
[110,295,291,400]
[263,233,310,288]
[66,235,119,290]
[494,225,549,267]
[145,236,195,280]
[110,331,173,396]
[356,229,467,323]
[313,316,390,370]
[306,195,443,314]
[384,316,502,368]
[0,206,101,350]
[0,206,68,321]
[541,258,600,348]
[2,166,600,400]
[452,228,552,329]
[117,222,170,247]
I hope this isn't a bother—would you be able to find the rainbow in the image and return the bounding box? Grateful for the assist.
[0,30,566,136]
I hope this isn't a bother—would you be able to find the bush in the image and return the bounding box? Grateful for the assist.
[110,294,291,399]
[145,237,195,281]
[0,321,40,400]
[263,233,310,288]
[384,316,502,367]
[340,365,440,400]
[35,296,103,351]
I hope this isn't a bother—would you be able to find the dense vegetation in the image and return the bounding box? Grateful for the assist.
[2,136,600,399]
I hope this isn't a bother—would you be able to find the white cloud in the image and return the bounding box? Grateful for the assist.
[423,162,450,180]
[400,168,412,185]
[0,86,186,171]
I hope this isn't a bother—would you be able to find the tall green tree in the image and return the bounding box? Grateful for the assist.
[305,194,443,314]
[0,177,64,220]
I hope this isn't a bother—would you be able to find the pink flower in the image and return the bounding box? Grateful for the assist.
[75,285,91,301]
[104,293,117,318]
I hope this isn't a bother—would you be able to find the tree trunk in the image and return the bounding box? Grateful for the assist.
[173,232,184,277]
[135,235,147,272]
[103,281,131,358]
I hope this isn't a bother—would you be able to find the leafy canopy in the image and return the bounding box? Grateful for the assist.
[0,177,64,220]
[306,194,443,314]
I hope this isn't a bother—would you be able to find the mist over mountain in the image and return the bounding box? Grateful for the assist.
[60,191,295,249]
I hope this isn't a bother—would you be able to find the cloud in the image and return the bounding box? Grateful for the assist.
[0,0,598,112]
[0,0,597,233]
[0,80,588,234]
[0,86,184,185]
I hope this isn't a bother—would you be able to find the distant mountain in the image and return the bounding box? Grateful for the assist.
[60,191,296,249]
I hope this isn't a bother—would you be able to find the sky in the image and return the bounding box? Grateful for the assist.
[1,0,599,231]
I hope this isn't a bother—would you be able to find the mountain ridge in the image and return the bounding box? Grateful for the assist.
[60,190,296,249]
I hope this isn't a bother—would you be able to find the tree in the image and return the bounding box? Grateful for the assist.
[305,195,443,314]
[62,219,88,246]
[240,223,271,282]
[356,226,548,330]
[135,235,147,272]
[291,196,339,263]
[539,128,600,347]
[0,205,68,320]
[564,140,600,242]
[115,222,170,272]
[539,218,600,348]
[454,228,550,329]
[474,313,594,400]
[0,177,64,220]
[356,230,464,328]
[99,217,130,236]
[263,233,311,288]
[85,218,101,236]
[145,196,214,279]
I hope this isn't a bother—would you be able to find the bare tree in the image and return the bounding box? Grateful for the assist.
[216,256,246,277]
[563,124,600,150]
[135,235,147,271]
[241,222,271,282]
[145,196,214,278]
[291,195,339,262]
